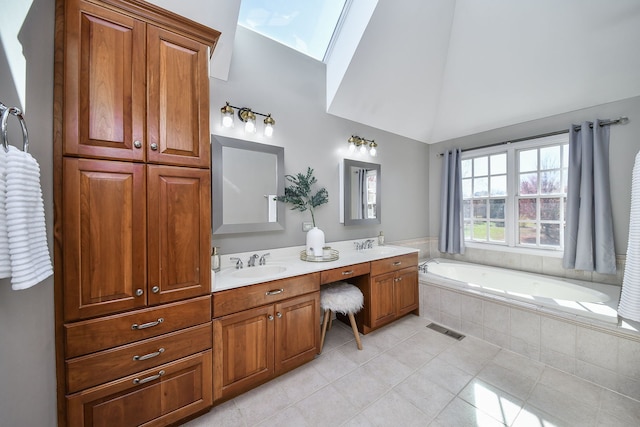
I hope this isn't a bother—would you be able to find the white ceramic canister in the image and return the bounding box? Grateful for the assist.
[306,227,325,257]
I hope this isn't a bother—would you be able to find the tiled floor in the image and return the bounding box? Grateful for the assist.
[183,315,640,426]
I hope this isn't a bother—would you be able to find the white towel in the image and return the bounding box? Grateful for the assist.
[0,147,9,278]
[267,194,277,222]
[619,150,640,322]
[4,146,52,290]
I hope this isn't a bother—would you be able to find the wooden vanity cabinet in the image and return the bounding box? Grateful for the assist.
[363,253,419,333]
[54,1,220,425]
[62,159,210,321]
[66,351,212,427]
[62,0,211,168]
[212,274,320,402]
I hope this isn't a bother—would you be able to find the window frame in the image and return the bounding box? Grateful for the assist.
[460,133,569,254]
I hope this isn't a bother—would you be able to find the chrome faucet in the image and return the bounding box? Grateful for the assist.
[354,239,375,250]
[259,253,270,265]
[248,254,260,267]
[230,257,243,269]
[419,258,439,273]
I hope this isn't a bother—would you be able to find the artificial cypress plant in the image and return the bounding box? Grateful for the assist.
[277,167,328,227]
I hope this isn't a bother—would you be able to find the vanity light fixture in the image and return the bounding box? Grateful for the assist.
[347,135,378,157]
[220,102,276,137]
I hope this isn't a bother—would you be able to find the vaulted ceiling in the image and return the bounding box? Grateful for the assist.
[148,0,640,144]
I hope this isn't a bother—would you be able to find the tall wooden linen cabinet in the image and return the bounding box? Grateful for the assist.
[53,1,220,425]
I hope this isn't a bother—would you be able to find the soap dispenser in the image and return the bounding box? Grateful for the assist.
[211,247,221,272]
[378,231,385,246]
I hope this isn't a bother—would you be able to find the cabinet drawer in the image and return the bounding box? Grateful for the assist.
[66,322,211,393]
[65,296,211,358]
[320,262,370,284]
[213,273,320,317]
[66,350,212,427]
[370,253,418,276]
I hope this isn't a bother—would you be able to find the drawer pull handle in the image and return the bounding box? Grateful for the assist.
[265,288,284,296]
[133,348,165,361]
[133,370,165,385]
[341,270,354,275]
[393,262,402,266]
[131,318,164,330]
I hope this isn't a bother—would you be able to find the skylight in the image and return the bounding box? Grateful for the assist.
[238,0,348,61]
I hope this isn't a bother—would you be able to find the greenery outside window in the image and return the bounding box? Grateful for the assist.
[461,134,569,251]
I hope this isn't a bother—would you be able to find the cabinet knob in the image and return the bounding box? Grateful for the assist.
[276,312,282,318]
[152,286,160,294]
[268,315,274,321]
[135,288,143,297]
[133,140,142,149]
[150,142,158,151]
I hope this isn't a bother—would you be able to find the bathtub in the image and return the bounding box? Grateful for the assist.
[419,259,621,324]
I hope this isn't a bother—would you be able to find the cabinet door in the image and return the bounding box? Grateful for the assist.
[63,158,146,321]
[147,165,211,305]
[274,292,319,374]
[147,25,210,168]
[213,305,275,402]
[64,0,145,161]
[66,351,212,427]
[394,268,419,317]
[370,272,396,328]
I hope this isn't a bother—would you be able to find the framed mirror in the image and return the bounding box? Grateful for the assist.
[342,159,381,226]
[212,135,285,234]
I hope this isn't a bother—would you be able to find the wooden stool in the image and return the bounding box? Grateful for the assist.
[319,282,364,352]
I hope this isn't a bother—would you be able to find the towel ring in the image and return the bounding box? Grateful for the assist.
[1,104,29,153]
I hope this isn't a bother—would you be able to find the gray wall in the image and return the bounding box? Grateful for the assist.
[0,0,57,426]
[428,95,640,256]
[210,27,430,254]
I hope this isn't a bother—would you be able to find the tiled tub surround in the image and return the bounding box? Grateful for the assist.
[420,264,640,402]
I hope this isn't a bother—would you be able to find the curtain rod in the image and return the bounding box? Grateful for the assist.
[437,116,629,157]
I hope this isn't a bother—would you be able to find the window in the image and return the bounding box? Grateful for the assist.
[238,0,349,61]
[461,134,569,251]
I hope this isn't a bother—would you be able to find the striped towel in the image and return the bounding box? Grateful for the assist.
[619,150,640,322]
[0,147,9,278]
[4,146,52,290]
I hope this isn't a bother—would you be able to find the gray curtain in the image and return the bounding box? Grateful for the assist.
[439,148,464,254]
[563,120,616,274]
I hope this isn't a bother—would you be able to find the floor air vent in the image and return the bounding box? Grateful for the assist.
[426,323,465,341]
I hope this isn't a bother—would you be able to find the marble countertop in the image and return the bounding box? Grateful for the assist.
[212,239,419,292]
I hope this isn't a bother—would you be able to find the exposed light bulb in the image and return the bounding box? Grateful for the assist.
[369,146,377,157]
[348,142,356,152]
[359,143,367,154]
[264,123,273,137]
[263,115,275,137]
[245,119,256,133]
[220,103,234,128]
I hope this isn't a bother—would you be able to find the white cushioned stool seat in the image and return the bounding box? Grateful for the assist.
[319,282,364,352]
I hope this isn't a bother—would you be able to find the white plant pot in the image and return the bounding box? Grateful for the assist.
[306,227,325,257]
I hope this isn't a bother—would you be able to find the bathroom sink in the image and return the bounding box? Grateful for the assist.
[358,247,399,256]
[230,265,287,279]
